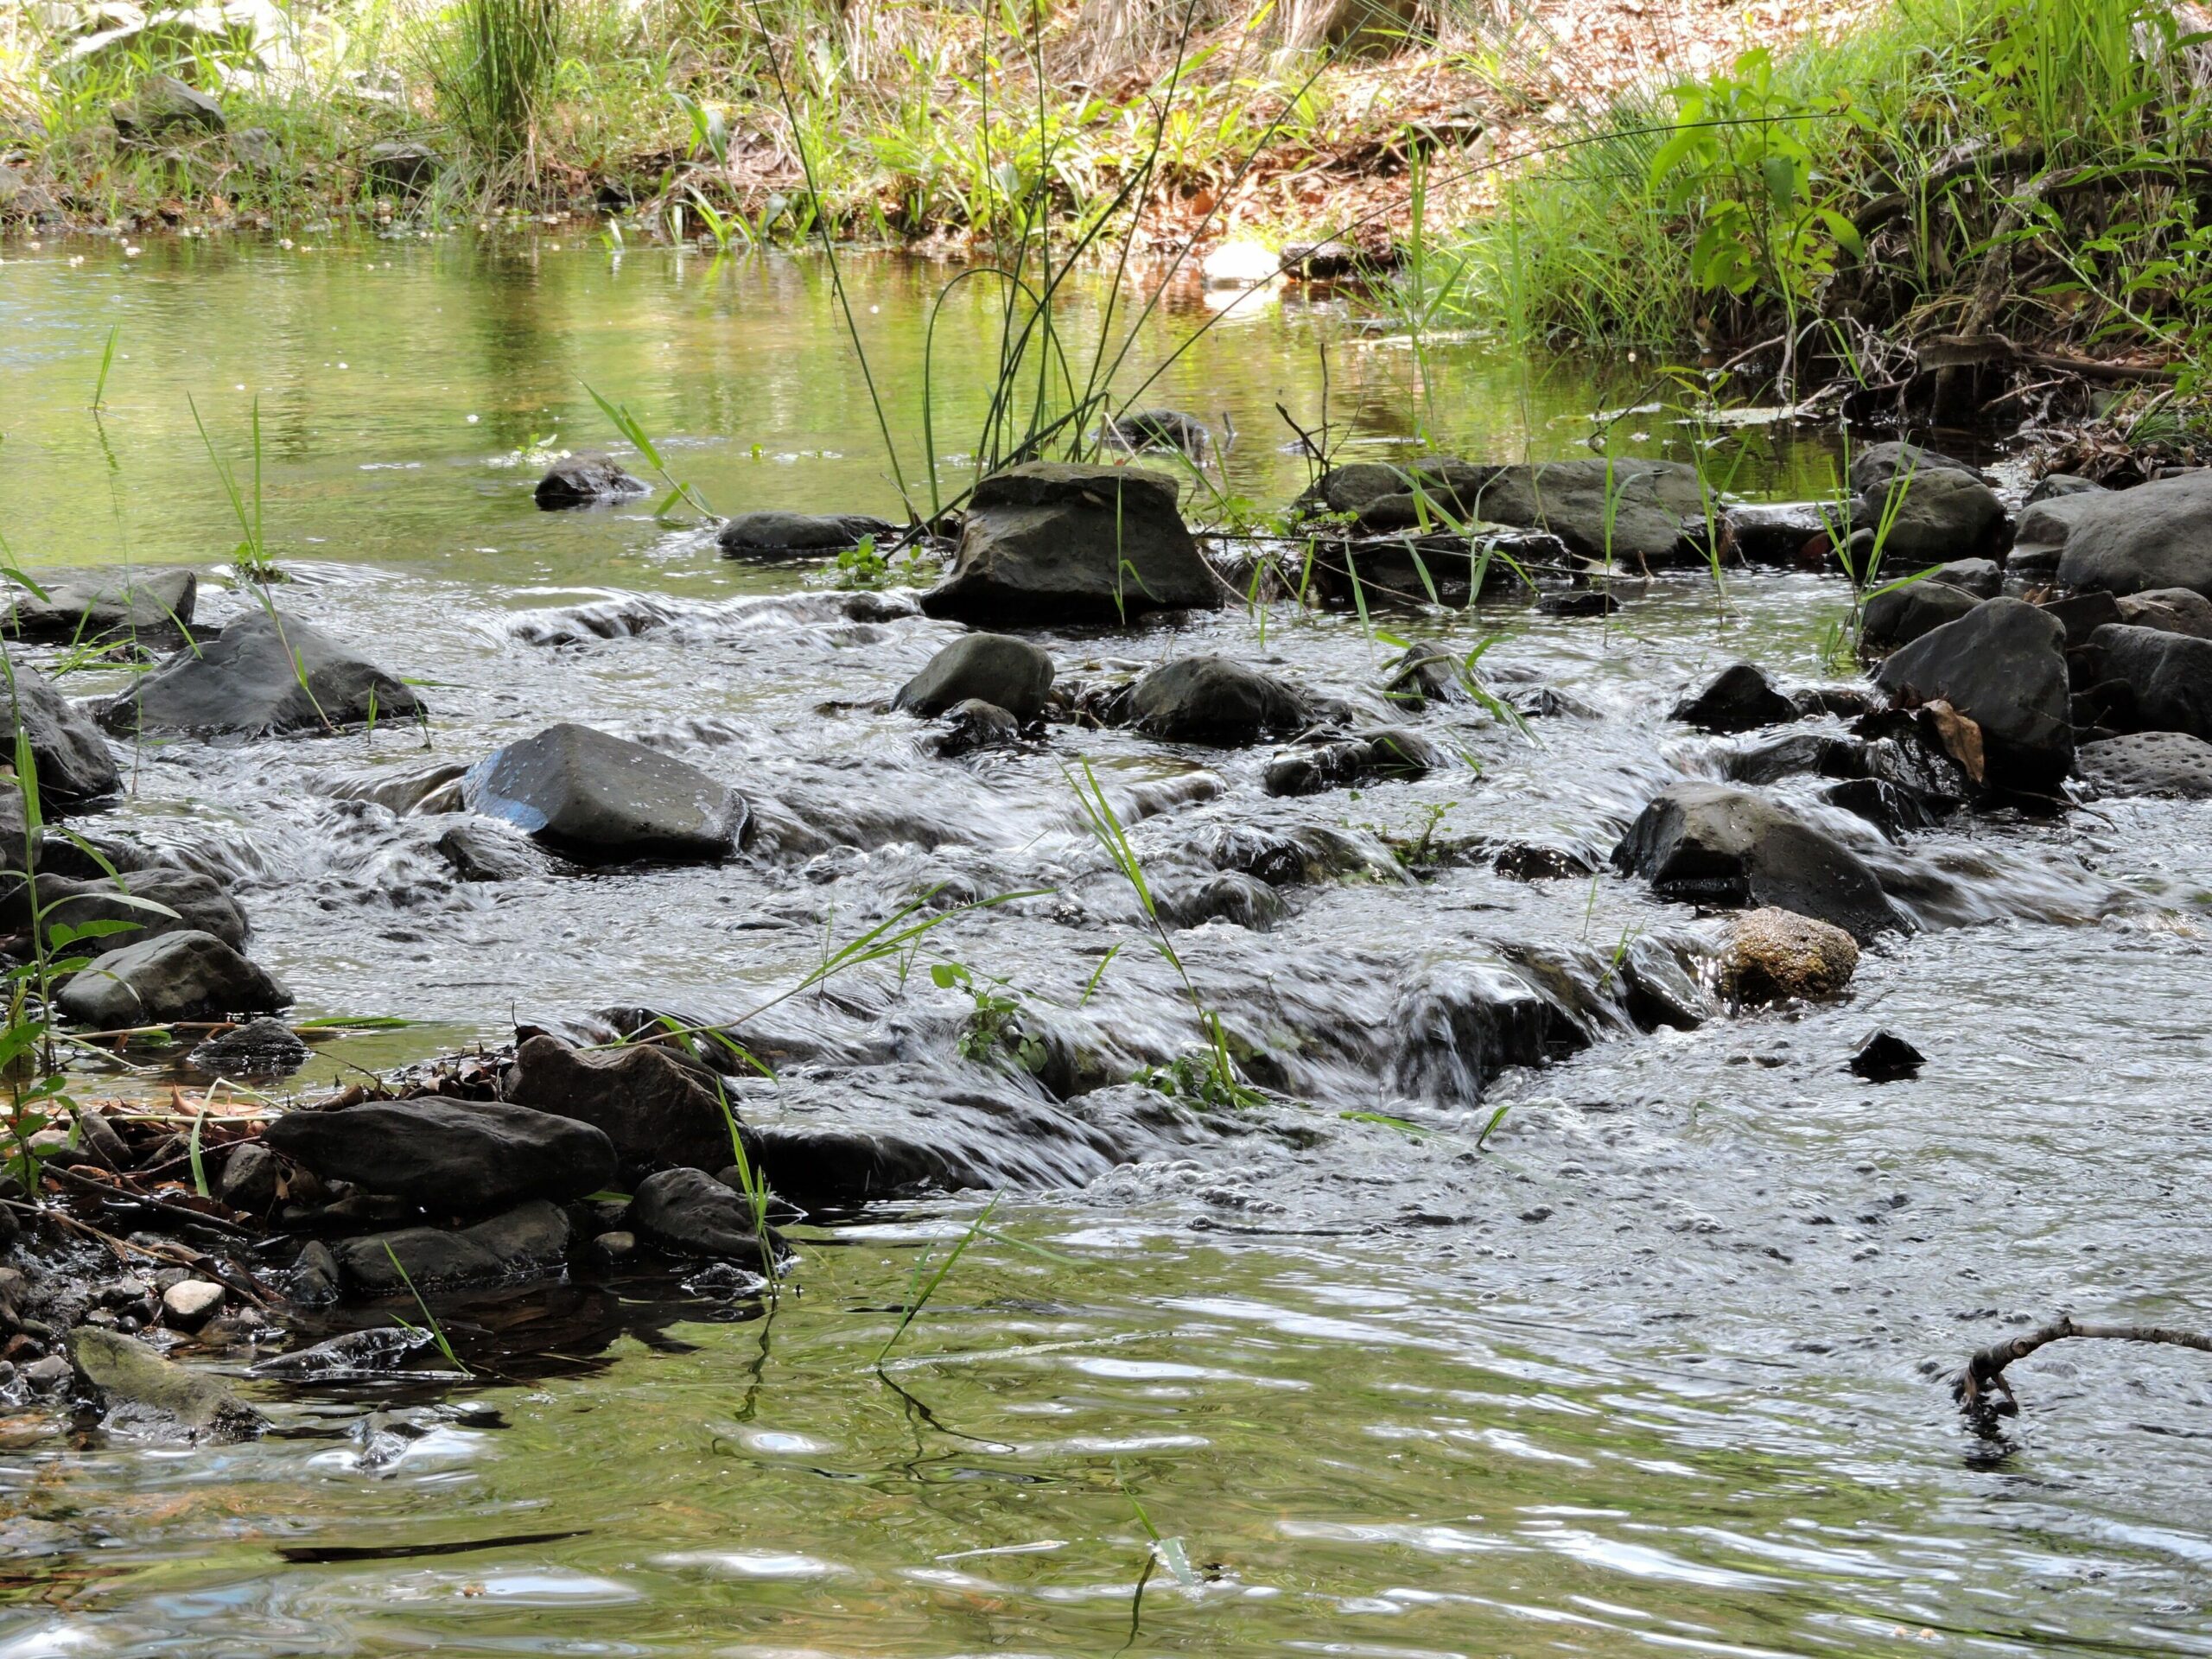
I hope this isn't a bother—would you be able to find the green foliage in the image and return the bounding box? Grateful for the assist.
[931,962,1046,1073]
[423,0,564,163]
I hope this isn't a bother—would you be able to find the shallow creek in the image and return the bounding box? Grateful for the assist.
[0,236,2209,1656]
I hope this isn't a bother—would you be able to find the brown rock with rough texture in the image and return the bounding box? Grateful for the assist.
[502,1033,738,1175]
[1721,908,1860,1005]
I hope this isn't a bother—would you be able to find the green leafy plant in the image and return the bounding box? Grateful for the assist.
[584,385,716,521]
[931,961,1046,1072]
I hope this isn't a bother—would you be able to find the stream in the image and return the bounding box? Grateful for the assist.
[1,233,2209,1656]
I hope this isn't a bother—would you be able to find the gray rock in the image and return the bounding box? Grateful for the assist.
[187,1016,308,1078]
[1611,781,1902,941]
[1723,500,1829,566]
[102,609,421,737]
[2,665,121,807]
[1852,468,2007,565]
[462,723,746,863]
[365,141,439,193]
[1104,409,1210,456]
[626,1166,787,1267]
[2057,470,2212,597]
[6,569,195,645]
[2009,490,2106,581]
[161,1280,225,1332]
[535,453,646,508]
[1128,656,1309,744]
[433,818,544,881]
[1671,662,1797,733]
[219,1142,279,1211]
[1262,728,1441,796]
[2075,731,2212,798]
[2038,589,2124,647]
[1860,580,1982,652]
[2087,624,2212,742]
[893,633,1055,721]
[1929,557,2004,599]
[1330,458,1703,568]
[2114,586,2212,640]
[26,868,249,959]
[330,1201,571,1296]
[1848,441,1980,495]
[68,1327,263,1441]
[1873,597,2073,789]
[920,462,1221,625]
[264,1097,617,1215]
[931,698,1020,756]
[2026,473,2105,505]
[503,1033,736,1176]
[1620,935,1714,1030]
[228,126,282,170]
[1389,960,1561,1103]
[715,511,894,557]
[113,74,225,140]
[1156,872,1284,931]
[56,930,289,1026]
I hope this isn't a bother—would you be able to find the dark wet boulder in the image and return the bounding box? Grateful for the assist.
[56,930,289,1026]
[1848,441,1980,495]
[68,1328,263,1442]
[2075,731,2212,798]
[1929,557,2004,599]
[25,868,249,958]
[1327,458,1702,567]
[503,1032,735,1175]
[1717,730,1865,786]
[1619,935,1714,1030]
[1295,457,1493,520]
[3,665,121,807]
[187,1016,308,1078]
[1105,409,1211,456]
[2057,470,2212,597]
[265,1097,617,1215]
[433,818,544,882]
[1670,662,1797,734]
[1611,781,1902,941]
[1720,907,1859,1004]
[219,1141,280,1210]
[1157,871,1284,931]
[113,74,225,140]
[6,569,195,645]
[2039,589,2124,647]
[1724,500,1829,566]
[715,510,894,558]
[1850,1028,1926,1081]
[2008,490,2105,582]
[893,633,1055,721]
[1128,656,1309,745]
[1852,468,2007,565]
[364,140,440,193]
[2085,624,2212,741]
[1381,643,1471,709]
[1872,598,2073,789]
[920,462,1222,625]
[1389,960,1560,1102]
[1262,728,1440,796]
[1819,777,1948,838]
[534,452,646,508]
[462,722,746,862]
[2114,587,2212,640]
[930,698,1020,757]
[626,1167,787,1268]
[2027,474,2104,505]
[330,1201,571,1296]
[102,609,420,738]
[1860,580,1982,652]
[1538,589,1619,618]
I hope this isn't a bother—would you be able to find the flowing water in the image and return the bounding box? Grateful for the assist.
[1,235,2209,1656]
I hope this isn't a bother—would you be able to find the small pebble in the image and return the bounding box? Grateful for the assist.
[162,1281,226,1333]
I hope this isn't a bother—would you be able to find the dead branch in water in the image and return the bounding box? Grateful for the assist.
[1954,1315,2212,1418]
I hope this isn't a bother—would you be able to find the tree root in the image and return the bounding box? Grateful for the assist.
[1954,1315,2212,1420]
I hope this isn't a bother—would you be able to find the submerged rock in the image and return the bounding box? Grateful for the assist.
[920,462,1222,625]
[1724,500,1829,566]
[1612,781,1901,941]
[265,1097,617,1216]
[1389,960,1559,1103]
[503,1033,736,1176]
[329,1201,571,1297]
[1720,907,1859,1004]
[1157,871,1285,931]
[2057,470,2212,597]
[1128,655,1310,745]
[2086,624,2212,742]
[715,511,895,558]
[627,1167,788,1267]
[893,633,1056,722]
[250,1326,435,1380]
[2,665,122,808]
[462,722,747,862]
[68,1327,263,1441]
[1104,409,1211,456]
[1262,729,1441,796]
[433,818,545,882]
[56,930,289,1026]
[5,569,196,645]
[1850,1028,1926,1081]
[930,698,1020,756]
[188,1016,309,1078]
[534,453,647,508]
[1873,598,2073,790]
[2075,730,2212,798]
[103,609,421,738]
[1671,662,1797,734]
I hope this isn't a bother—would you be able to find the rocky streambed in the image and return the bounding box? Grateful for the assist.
[1,426,2208,1445]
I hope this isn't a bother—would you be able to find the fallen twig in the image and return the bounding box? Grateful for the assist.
[1953,1314,2212,1417]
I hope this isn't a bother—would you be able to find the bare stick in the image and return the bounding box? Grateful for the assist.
[1954,1315,2212,1415]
